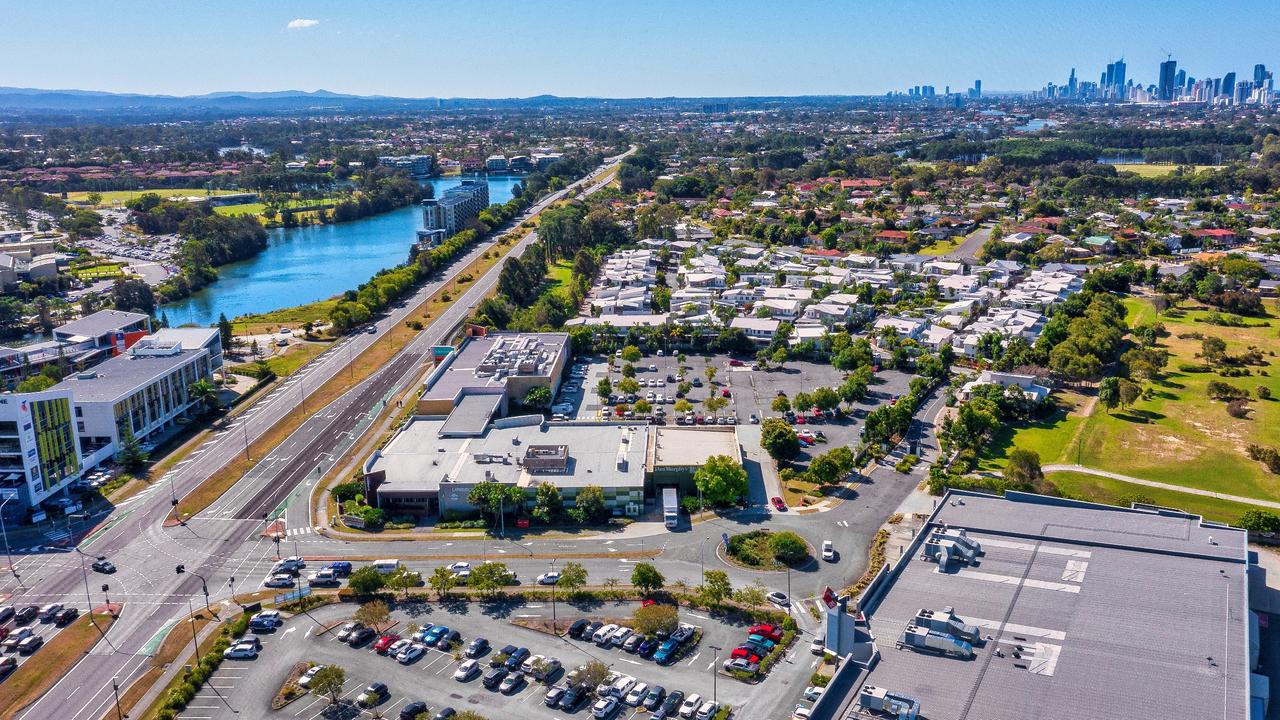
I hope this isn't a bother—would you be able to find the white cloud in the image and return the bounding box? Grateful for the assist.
[286,18,319,30]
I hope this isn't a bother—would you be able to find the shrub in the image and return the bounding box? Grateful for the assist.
[1177,363,1212,373]
[768,531,809,565]
[1226,399,1251,418]
[1258,386,1272,400]
[330,481,363,503]
[1207,380,1248,401]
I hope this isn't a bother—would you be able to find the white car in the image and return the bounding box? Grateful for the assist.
[223,643,258,660]
[822,540,836,562]
[679,693,703,718]
[454,658,480,681]
[447,561,471,572]
[537,571,561,585]
[803,686,823,701]
[451,568,472,583]
[593,623,619,644]
[396,642,425,664]
[792,705,812,719]
[263,573,295,588]
[297,665,325,689]
[624,682,649,706]
[592,697,619,718]
[609,626,633,646]
[695,701,720,720]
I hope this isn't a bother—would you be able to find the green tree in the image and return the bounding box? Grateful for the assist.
[471,561,511,597]
[630,562,665,594]
[117,426,149,473]
[1238,509,1280,534]
[596,377,613,400]
[385,566,418,599]
[347,566,387,596]
[557,561,588,592]
[188,379,220,413]
[428,566,458,598]
[574,484,608,523]
[674,398,693,413]
[1117,378,1142,410]
[217,312,233,350]
[353,599,390,629]
[579,660,612,690]
[1006,448,1044,486]
[694,455,748,506]
[703,395,728,415]
[621,345,643,363]
[768,530,809,565]
[701,569,732,603]
[771,346,789,367]
[524,386,551,408]
[771,395,791,413]
[467,482,526,524]
[792,391,813,412]
[532,482,565,524]
[311,664,346,705]
[1098,376,1121,414]
[732,580,768,607]
[15,375,56,393]
[632,603,678,635]
[85,191,103,206]
[705,366,717,384]
[760,418,800,462]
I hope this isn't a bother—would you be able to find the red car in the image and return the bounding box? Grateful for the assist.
[731,647,762,663]
[795,416,806,424]
[748,624,783,642]
[372,633,400,654]
[728,359,743,367]
[721,389,731,398]
[770,497,787,512]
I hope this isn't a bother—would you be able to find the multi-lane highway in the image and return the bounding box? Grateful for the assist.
[4,149,633,720]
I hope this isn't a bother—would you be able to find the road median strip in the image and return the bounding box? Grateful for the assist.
[0,612,116,717]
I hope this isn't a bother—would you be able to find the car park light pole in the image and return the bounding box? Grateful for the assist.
[709,645,721,705]
[549,558,558,636]
[111,675,124,719]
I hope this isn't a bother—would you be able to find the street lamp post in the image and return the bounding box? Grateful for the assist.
[709,645,722,705]
[186,597,199,667]
[111,675,124,720]
[700,536,710,581]
[549,559,558,636]
[73,547,93,612]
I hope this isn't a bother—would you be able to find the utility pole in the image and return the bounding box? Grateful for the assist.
[549,559,558,636]
[700,536,710,581]
[111,676,124,720]
[709,645,722,704]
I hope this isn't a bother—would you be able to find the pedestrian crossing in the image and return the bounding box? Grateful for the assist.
[284,526,314,537]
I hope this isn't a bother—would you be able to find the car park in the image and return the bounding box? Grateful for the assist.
[356,682,388,706]
[454,658,480,680]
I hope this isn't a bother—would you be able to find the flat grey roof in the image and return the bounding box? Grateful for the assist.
[372,418,647,495]
[150,327,220,350]
[440,393,501,437]
[854,492,1249,720]
[54,310,148,339]
[651,427,740,468]
[54,348,204,403]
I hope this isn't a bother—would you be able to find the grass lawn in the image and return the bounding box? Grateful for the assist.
[1112,163,1225,178]
[70,262,125,280]
[545,260,575,300]
[0,613,116,714]
[984,296,1280,503]
[63,188,241,206]
[919,235,965,256]
[977,391,1088,471]
[231,299,338,334]
[231,341,326,378]
[1047,470,1263,525]
[213,202,266,217]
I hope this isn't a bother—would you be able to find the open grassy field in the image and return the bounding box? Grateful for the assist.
[63,188,241,206]
[982,296,1280,505]
[231,299,339,334]
[1046,470,1260,525]
[1112,163,1225,178]
[230,341,327,378]
[919,235,965,256]
[545,259,576,300]
[212,202,266,217]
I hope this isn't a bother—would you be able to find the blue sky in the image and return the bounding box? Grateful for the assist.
[3,0,1278,97]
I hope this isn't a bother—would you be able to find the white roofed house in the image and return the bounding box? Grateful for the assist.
[789,324,830,349]
[921,324,956,351]
[935,273,981,300]
[801,302,853,328]
[590,285,651,315]
[953,307,1047,358]
[922,259,965,276]
[757,297,802,320]
[730,316,781,343]
[873,316,927,342]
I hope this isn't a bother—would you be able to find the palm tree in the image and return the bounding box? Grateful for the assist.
[188,380,220,414]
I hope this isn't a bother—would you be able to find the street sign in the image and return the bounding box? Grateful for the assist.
[721,532,729,547]
[821,586,838,609]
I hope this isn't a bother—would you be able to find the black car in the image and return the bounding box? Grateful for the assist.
[399,701,429,720]
[568,619,590,638]
[347,626,375,646]
[53,607,79,626]
[483,667,508,689]
[465,637,489,658]
[432,709,456,720]
[670,625,694,643]
[559,684,588,711]
[584,621,603,639]
[0,607,13,624]
[739,641,770,657]
[14,606,37,624]
[91,559,116,574]
[642,685,666,710]
[659,690,684,716]
[637,637,660,657]
[436,630,460,649]
[503,647,530,671]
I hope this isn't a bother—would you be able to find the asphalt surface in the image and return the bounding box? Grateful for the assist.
[3,149,635,720]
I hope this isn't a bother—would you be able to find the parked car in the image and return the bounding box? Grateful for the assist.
[397,642,426,664]
[465,637,489,658]
[747,634,776,650]
[348,626,375,646]
[335,623,361,642]
[678,693,703,718]
[308,568,339,586]
[559,684,589,711]
[593,623,619,644]
[504,647,530,670]
[536,571,561,585]
[695,701,720,720]
[422,625,448,645]
[432,708,456,720]
[609,626,633,646]
[499,671,525,694]
[0,656,16,677]
[482,667,509,689]
[2,628,33,649]
[53,607,79,626]
[373,633,401,654]
[803,686,823,701]
[222,642,257,659]
[297,665,325,689]
[670,624,695,644]
[356,682,388,706]
[748,624,783,642]
[653,638,680,664]
[399,702,428,720]
[592,696,619,718]
[811,634,826,655]
[622,633,645,652]
[624,682,650,706]
[637,636,660,657]
[16,635,43,654]
[436,630,461,649]
[454,658,480,681]
[771,496,787,511]
[642,685,667,710]
[544,684,567,707]
[0,607,13,624]
[767,591,790,606]
[568,619,590,638]
[731,647,762,663]
[723,658,760,674]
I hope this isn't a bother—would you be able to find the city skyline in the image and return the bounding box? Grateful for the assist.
[1,0,1278,98]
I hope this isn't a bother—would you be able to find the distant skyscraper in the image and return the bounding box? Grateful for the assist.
[1068,68,1077,97]
[1113,58,1126,91]
[1255,64,1269,86]
[1158,58,1178,101]
[1174,69,1186,89]
[974,80,981,98]
[1104,63,1115,90]
[1222,72,1236,97]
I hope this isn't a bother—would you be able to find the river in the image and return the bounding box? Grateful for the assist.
[162,175,524,326]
